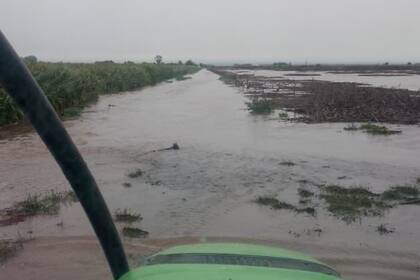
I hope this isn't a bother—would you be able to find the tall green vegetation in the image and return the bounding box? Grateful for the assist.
[0,61,199,126]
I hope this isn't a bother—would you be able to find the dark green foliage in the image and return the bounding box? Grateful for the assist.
[0,62,200,126]
[246,99,274,114]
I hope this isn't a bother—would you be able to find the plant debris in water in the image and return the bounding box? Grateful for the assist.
[127,169,143,178]
[246,99,274,114]
[122,227,149,238]
[4,190,77,217]
[319,185,387,223]
[376,224,395,235]
[0,240,23,264]
[279,161,296,166]
[344,123,402,135]
[256,184,419,223]
[255,196,316,216]
[114,209,142,223]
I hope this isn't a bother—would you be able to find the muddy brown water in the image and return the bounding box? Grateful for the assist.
[1,70,420,279]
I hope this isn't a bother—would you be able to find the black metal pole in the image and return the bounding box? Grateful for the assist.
[0,30,129,280]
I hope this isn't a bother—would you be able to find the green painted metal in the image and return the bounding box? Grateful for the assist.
[119,243,342,280]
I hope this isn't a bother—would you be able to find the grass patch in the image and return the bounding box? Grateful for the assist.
[114,209,142,223]
[360,123,402,135]
[0,240,23,264]
[382,185,420,201]
[122,227,149,238]
[10,191,76,216]
[255,196,315,216]
[344,123,402,135]
[246,99,274,114]
[320,185,387,223]
[127,169,143,178]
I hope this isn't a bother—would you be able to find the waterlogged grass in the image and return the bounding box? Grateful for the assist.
[320,184,420,223]
[344,123,402,135]
[0,62,200,126]
[3,190,77,217]
[246,99,274,114]
[122,227,149,238]
[255,196,316,216]
[382,185,420,201]
[256,183,419,224]
[319,185,387,223]
[360,123,402,135]
[114,209,142,223]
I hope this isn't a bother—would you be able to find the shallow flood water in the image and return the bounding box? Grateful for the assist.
[1,70,420,279]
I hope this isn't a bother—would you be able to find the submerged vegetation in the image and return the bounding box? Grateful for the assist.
[255,183,420,224]
[255,195,316,216]
[344,123,402,135]
[114,209,142,223]
[122,227,149,238]
[0,61,200,126]
[6,190,77,216]
[246,99,274,114]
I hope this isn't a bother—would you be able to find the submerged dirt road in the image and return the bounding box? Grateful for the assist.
[1,70,420,279]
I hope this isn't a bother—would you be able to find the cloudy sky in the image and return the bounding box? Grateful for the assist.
[1,0,419,64]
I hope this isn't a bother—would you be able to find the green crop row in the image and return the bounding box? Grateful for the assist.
[0,61,199,125]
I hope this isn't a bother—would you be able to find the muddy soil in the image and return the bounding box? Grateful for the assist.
[1,70,420,279]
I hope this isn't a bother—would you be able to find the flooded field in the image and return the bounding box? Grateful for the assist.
[1,70,420,279]
[233,69,420,90]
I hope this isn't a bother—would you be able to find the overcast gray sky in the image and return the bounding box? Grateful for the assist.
[1,0,419,64]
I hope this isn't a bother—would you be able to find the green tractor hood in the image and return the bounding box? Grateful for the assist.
[120,243,341,280]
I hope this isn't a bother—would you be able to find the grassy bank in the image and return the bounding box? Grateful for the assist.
[0,61,200,126]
